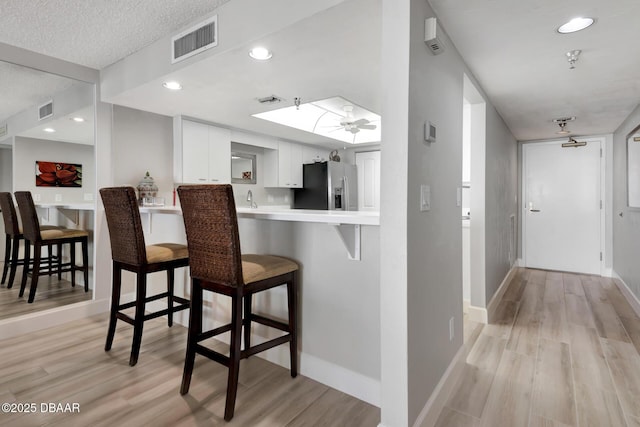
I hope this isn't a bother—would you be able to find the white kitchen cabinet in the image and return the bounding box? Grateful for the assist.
[263,141,303,188]
[174,118,231,184]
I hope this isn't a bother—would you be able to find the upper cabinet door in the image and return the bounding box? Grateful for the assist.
[288,143,303,187]
[182,120,210,184]
[208,126,231,184]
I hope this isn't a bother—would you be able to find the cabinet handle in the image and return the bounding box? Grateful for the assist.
[198,178,206,181]
[210,179,219,182]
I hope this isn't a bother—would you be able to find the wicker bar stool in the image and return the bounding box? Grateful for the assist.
[0,192,64,289]
[14,191,89,303]
[177,184,299,421]
[100,186,190,366]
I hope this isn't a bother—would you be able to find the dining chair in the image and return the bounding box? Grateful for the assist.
[177,184,299,421]
[100,186,190,366]
[14,191,89,303]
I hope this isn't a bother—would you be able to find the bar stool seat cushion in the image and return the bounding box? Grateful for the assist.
[241,254,298,284]
[146,243,189,264]
[41,228,89,240]
[18,225,62,234]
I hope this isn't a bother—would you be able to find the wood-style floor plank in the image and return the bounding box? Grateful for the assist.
[601,338,640,419]
[529,415,572,427]
[438,269,640,427]
[568,324,616,392]
[574,381,627,427]
[0,314,378,426]
[619,315,640,354]
[531,339,575,426]
[434,407,480,427]
[589,301,631,342]
[478,350,536,427]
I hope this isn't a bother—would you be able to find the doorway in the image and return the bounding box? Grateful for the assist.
[522,138,603,274]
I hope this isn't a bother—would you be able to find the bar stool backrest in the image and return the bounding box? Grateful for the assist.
[0,192,20,236]
[99,187,147,266]
[14,192,42,242]
[177,185,243,288]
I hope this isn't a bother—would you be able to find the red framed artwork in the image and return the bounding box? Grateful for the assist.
[35,161,82,187]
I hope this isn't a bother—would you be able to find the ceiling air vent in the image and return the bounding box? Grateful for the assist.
[38,100,53,121]
[172,15,218,64]
[0,124,7,138]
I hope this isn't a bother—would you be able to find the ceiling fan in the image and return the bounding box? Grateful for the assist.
[329,105,377,134]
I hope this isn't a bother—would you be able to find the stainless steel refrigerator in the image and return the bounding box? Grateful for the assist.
[293,161,358,210]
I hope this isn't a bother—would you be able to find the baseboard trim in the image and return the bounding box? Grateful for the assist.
[0,298,109,340]
[463,299,470,314]
[602,268,613,278]
[612,271,640,318]
[515,258,524,267]
[486,266,518,323]
[467,305,487,323]
[411,344,466,427]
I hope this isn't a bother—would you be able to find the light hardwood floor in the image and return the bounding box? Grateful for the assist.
[0,271,92,321]
[0,313,379,426]
[437,268,640,427]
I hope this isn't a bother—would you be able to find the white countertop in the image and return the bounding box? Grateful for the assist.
[36,203,95,211]
[139,205,379,226]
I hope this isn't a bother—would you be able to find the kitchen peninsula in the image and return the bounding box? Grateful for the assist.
[135,202,381,405]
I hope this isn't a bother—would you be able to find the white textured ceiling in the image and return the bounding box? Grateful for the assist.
[0,0,230,69]
[2,0,638,144]
[429,0,640,141]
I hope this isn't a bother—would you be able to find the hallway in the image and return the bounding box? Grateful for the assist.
[436,268,640,427]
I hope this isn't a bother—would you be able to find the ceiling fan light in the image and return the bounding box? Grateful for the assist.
[558,17,595,34]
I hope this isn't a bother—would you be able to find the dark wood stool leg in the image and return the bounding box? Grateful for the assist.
[224,289,243,421]
[1,234,10,284]
[70,242,76,287]
[243,294,252,352]
[167,269,174,327]
[18,241,31,297]
[129,272,147,366]
[57,243,62,280]
[81,238,89,292]
[27,243,42,303]
[105,263,122,351]
[7,236,20,289]
[181,279,202,395]
[287,275,298,377]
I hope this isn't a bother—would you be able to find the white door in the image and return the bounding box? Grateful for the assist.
[523,139,601,274]
[356,150,380,211]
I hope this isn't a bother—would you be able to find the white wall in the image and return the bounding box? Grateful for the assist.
[13,136,95,204]
[613,102,640,299]
[0,147,11,192]
[380,1,518,424]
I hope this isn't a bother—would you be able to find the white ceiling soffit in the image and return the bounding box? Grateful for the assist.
[429,0,640,141]
[19,105,95,146]
[103,0,381,148]
[0,61,74,123]
[0,0,233,69]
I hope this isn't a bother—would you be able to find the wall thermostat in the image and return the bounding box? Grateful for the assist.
[424,121,436,143]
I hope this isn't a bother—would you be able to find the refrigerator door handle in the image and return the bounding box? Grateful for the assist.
[343,175,349,210]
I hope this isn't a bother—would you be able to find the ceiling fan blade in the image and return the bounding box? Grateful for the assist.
[349,127,360,134]
[352,118,370,126]
[358,124,377,130]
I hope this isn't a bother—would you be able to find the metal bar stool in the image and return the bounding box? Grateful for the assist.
[0,192,62,289]
[177,184,299,421]
[14,191,88,303]
[100,186,190,366]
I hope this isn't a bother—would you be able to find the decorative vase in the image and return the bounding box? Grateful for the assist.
[137,171,158,205]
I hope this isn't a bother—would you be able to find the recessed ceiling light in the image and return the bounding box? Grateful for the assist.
[249,47,272,61]
[162,81,183,90]
[71,117,85,122]
[43,128,56,133]
[558,17,595,34]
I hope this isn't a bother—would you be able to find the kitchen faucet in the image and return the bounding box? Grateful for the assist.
[247,190,257,208]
